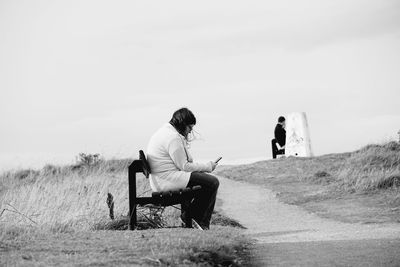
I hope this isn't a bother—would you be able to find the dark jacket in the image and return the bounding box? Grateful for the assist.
[274,124,286,147]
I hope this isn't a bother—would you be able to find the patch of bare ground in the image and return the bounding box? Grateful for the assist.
[249,239,400,266]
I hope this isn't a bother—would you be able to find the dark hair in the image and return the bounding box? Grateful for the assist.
[169,107,196,137]
[278,116,286,123]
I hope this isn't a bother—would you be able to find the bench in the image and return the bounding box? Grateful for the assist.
[128,150,202,230]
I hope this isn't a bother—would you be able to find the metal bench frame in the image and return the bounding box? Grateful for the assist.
[128,150,201,230]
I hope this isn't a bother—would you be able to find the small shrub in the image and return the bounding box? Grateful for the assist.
[14,169,39,180]
[41,164,61,176]
[384,141,400,152]
[77,153,102,167]
[311,171,335,185]
[70,164,84,172]
[377,175,400,189]
[314,171,330,178]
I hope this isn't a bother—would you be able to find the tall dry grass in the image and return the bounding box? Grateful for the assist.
[335,141,400,191]
[0,155,242,233]
[0,158,149,231]
[0,156,250,266]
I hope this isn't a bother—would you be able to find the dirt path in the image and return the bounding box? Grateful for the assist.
[217,176,400,266]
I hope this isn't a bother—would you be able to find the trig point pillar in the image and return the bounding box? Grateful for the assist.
[285,112,313,157]
[398,130,400,143]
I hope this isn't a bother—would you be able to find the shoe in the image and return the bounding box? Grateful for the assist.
[180,216,192,228]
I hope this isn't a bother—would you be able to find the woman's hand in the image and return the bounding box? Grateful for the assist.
[210,161,218,171]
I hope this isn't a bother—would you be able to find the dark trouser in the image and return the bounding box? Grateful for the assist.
[271,139,285,159]
[181,172,219,229]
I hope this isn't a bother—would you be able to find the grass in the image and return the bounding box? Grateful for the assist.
[0,156,250,266]
[215,141,400,224]
[335,142,400,191]
[2,141,399,265]
[0,225,249,266]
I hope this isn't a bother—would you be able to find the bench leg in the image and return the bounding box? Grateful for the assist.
[128,164,138,230]
[128,204,137,230]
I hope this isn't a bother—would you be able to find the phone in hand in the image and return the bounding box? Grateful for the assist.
[215,157,222,163]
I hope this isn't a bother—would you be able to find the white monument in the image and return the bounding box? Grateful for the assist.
[285,112,313,157]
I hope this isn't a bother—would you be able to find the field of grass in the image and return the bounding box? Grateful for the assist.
[0,225,250,266]
[216,141,400,224]
[0,156,250,266]
[2,141,399,265]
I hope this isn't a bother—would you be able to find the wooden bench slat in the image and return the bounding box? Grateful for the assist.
[151,185,201,198]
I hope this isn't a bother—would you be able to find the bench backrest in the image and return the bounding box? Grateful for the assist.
[139,150,151,178]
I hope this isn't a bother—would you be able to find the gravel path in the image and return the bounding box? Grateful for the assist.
[217,176,400,244]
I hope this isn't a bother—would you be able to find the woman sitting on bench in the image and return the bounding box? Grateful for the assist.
[146,107,219,230]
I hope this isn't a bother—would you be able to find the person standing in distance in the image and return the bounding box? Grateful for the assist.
[146,107,219,230]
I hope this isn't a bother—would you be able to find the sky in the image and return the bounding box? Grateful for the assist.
[0,0,399,170]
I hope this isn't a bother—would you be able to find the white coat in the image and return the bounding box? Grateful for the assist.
[146,123,213,192]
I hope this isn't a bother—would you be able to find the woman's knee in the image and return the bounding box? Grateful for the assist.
[212,176,219,190]
[189,172,219,190]
[204,173,219,190]
[204,174,219,193]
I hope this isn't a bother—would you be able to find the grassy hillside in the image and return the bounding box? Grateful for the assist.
[0,155,249,266]
[1,142,399,265]
[215,141,400,224]
[1,142,399,226]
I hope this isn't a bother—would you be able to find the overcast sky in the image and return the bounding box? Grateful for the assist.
[1,0,399,170]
